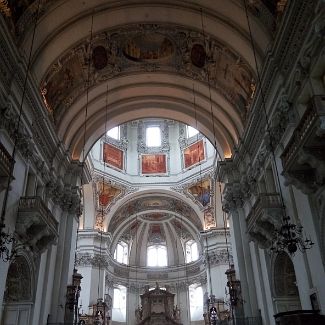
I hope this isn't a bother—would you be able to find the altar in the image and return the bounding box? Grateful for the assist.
[135,284,183,325]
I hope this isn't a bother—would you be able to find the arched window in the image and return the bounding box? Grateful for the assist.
[107,126,120,140]
[147,245,167,267]
[274,252,299,297]
[146,126,161,147]
[189,284,204,321]
[112,285,127,322]
[187,125,199,138]
[114,241,128,264]
[186,240,199,263]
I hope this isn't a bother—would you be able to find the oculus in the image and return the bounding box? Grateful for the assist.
[92,45,108,70]
[191,44,206,68]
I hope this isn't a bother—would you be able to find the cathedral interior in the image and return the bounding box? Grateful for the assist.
[0,1,324,325]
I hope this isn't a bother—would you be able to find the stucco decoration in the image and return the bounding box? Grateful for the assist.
[140,213,172,222]
[148,223,166,244]
[108,195,202,233]
[40,24,255,124]
[0,0,55,36]
[170,219,192,241]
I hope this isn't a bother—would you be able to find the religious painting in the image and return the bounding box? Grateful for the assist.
[183,139,205,169]
[204,208,216,230]
[141,154,167,175]
[124,33,173,62]
[97,182,121,207]
[103,142,124,170]
[188,179,211,207]
[41,53,83,113]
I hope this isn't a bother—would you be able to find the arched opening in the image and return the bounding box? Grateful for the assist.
[2,255,33,324]
[273,252,301,313]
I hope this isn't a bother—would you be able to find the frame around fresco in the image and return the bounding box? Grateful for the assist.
[140,153,168,176]
[182,139,206,170]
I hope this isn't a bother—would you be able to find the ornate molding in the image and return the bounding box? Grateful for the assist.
[205,248,233,267]
[75,253,109,268]
[41,24,255,124]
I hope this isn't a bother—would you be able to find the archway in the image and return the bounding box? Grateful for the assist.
[2,255,34,325]
[273,252,301,313]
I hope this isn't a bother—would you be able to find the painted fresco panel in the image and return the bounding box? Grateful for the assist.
[183,140,205,169]
[141,154,167,174]
[98,182,121,207]
[103,143,124,170]
[188,179,211,207]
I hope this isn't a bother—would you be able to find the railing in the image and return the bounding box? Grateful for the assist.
[218,316,263,325]
[19,196,59,233]
[0,141,13,176]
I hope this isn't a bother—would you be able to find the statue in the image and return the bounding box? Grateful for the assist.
[173,305,181,320]
[210,306,218,325]
[135,306,143,322]
[94,310,104,325]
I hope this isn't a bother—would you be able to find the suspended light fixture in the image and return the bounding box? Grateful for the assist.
[0,0,41,262]
[242,0,314,256]
[270,215,314,254]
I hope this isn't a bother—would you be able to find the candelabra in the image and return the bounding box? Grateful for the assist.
[270,215,314,255]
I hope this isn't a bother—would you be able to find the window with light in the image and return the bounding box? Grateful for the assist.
[147,245,167,267]
[112,285,127,322]
[107,126,120,140]
[187,125,199,138]
[185,240,199,263]
[146,126,161,147]
[114,241,128,264]
[189,284,204,321]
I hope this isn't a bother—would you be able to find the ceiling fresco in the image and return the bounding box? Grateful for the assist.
[40,24,256,125]
[97,181,122,208]
[188,179,211,208]
[108,195,202,234]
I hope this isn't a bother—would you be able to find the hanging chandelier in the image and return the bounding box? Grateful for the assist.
[270,215,314,255]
